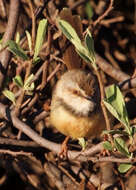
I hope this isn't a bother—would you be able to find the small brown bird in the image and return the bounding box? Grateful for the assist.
[50,69,106,139]
[50,9,106,154]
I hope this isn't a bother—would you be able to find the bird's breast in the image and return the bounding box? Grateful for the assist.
[50,104,106,139]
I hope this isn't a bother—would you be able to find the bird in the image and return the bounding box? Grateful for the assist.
[49,8,106,155]
[50,69,106,140]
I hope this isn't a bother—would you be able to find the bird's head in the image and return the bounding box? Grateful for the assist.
[54,70,100,117]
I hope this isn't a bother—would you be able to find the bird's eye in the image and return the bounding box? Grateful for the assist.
[73,90,78,95]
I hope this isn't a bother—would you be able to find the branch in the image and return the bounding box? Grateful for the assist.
[0,102,103,160]
[0,137,39,148]
[93,0,114,27]
[0,102,135,164]
[96,53,130,82]
[0,0,20,88]
[0,149,32,157]
[119,77,136,91]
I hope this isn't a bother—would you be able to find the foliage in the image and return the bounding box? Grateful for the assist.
[58,20,134,173]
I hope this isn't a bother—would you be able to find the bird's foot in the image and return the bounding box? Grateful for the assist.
[59,136,69,159]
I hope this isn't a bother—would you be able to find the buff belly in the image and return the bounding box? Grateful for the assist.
[50,105,106,139]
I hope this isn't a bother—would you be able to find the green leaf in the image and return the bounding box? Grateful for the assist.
[3,76,10,87]
[85,2,93,20]
[118,163,132,173]
[58,19,81,44]
[102,129,128,136]
[114,137,131,157]
[58,19,97,70]
[13,75,24,88]
[32,56,41,65]
[15,32,20,44]
[131,126,136,135]
[103,141,112,151]
[2,89,16,105]
[85,30,96,61]
[24,74,34,91]
[25,82,34,91]
[26,30,32,52]
[76,46,90,62]
[7,40,28,60]
[104,84,131,136]
[33,19,48,61]
[0,33,3,42]
[78,138,86,150]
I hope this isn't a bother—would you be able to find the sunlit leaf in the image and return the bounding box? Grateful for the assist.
[118,163,132,173]
[13,75,23,88]
[26,30,32,52]
[104,84,131,136]
[58,19,97,70]
[24,74,34,91]
[102,129,128,136]
[32,56,41,65]
[25,82,34,91]
[78,138,86,150]
[58,19,81,44]
[15,32,20,44]
[2,89,15,105]
[33,19,48,61]
[7,40,28,60]
[114,137,131,158]
[103,141,112,151]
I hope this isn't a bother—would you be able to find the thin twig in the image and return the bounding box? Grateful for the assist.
[101,16,124,26]
[0,0,20,88]
[93,0,114,27]
[33,111,49,124]
[70,0,86,10]
[14,60,32,116]
[119,77,136,90]
[0,149,32,157]
[44,162,79,189]
[95,69,113,144]
[0,137,39,147]
[26,0,36,51]
[21,93,38,115]
[96,53,130,82]
[40,28,52,89]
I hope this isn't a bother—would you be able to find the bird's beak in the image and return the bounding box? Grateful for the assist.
[84,95,93,101]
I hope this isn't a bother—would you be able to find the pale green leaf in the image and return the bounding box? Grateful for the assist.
[2,89,15,105]
[58,19,97,70]
[7,40,28,60]
[103,141,112,151]
[24,74,34,90]
[33,19,48,61]
[32,56,41,65]
[76,45,97,69]
[15,32,20,44]
[25,82,34,91]
[85,30,96,63]
[58,19,81,44]
[103,100,121,122]
[102,129,128,136]
[13,75,23,88]
[76,47,90,62]
[85,2,93,20]
[26,30,32,52]
[104,84,131,135]
[114,137,131,157]
[118,163,132,173]
[78,138,86,150]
